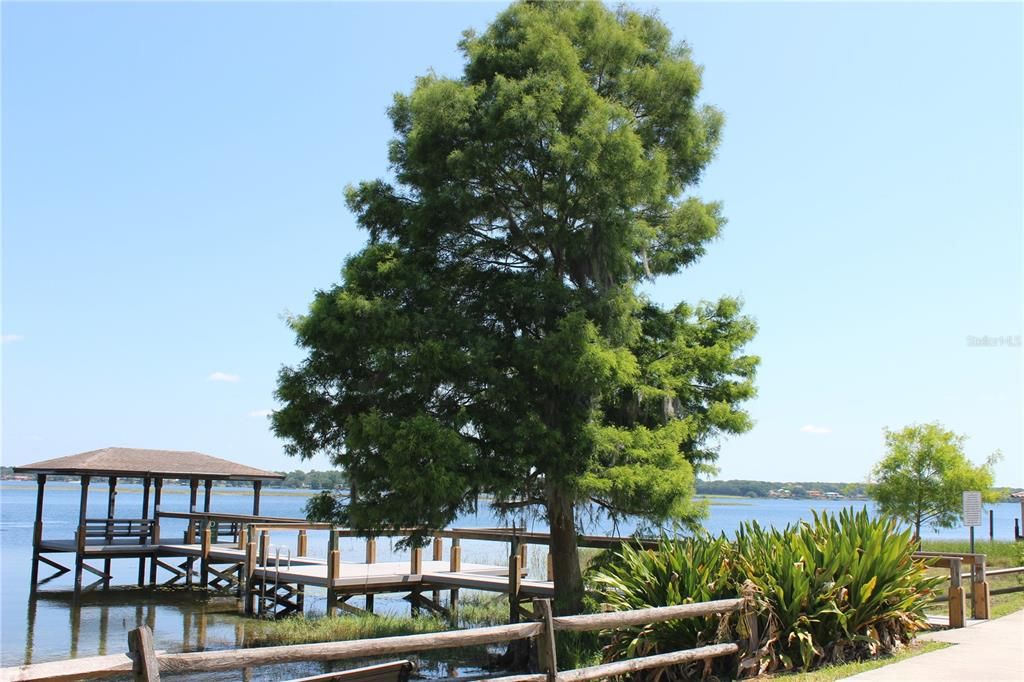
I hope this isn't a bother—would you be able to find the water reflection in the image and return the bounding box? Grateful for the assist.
[22,587,492,680]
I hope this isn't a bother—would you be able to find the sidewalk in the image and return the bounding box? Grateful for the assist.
[843,609,1024,681]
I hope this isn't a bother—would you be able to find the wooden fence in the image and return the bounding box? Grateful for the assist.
[0,597,755,682]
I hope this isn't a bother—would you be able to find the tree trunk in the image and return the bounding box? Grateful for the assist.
[547,481,584,615]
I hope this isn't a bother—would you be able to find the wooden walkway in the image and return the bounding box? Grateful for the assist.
[34,527,556,619]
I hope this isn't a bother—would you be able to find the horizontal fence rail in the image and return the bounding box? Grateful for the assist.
[0,597,753,682]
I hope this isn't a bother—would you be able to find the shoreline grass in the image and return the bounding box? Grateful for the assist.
[769,640,951,681]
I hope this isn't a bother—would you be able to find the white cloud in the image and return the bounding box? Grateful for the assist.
[2,334,24,343]
[248,409,273,418]
[208,371,240,383]
[800,424,832,435]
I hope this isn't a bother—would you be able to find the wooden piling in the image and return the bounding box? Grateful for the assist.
[148,479,163,585]
[138,477,151,586]
[30,474,46,588]
[200,522,211,588]
[74,475,91,593]
[508,553,522,624]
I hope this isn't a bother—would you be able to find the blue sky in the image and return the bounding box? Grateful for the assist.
[2,2,1020,486]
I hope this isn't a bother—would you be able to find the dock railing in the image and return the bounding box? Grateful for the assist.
[0,596,756,682]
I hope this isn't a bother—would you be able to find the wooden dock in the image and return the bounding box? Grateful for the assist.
[32,512,564,620]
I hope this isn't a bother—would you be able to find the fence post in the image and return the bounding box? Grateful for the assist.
[534,598,558,682]
[972,554,990,620]
[948,557,966,628]
[127,625,160,681]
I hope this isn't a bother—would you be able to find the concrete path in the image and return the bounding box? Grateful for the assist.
[844,609,1024,681]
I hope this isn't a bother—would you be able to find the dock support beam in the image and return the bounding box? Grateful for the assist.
[252,480,262,516]
[74,475,91,593]
[104,476,117,589]
[138,477,151,586]
[149,479,163,585]
[30,474,46,588]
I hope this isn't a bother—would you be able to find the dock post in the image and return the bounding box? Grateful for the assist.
[972,555,990,620]
[186,479,199,586]
[149,479,163,585]
[508,551,522,625]
[257,530,270,615]
[138,477,151,586]
[236,525,249,598]
[326,529,339,617]
[546,551,553,582]
[449,537,461,616]
[410,546,423,617]
[30,474,46,589]
[432,537,443,607]
[200,521,211,589]
[948,557,966,628]
[296,530,308,613]
[364,538,376,613]
[74,475,91,594]
[243,527,256,615]
[104,476,117,590]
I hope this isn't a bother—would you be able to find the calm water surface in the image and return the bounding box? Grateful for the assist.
[1,481,1019,679]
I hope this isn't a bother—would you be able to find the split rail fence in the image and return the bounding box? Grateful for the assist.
[0,597,756,682]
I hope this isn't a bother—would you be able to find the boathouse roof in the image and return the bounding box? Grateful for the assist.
[14,447,284,481]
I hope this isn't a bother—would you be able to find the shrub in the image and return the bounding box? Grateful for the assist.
[736,508,941,672]
[587,536,740,679]
[586,508,942,678]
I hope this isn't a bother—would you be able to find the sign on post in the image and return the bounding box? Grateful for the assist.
[963,491,983,527]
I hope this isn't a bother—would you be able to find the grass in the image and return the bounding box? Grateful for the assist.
[770,640,951,681]
[919,539,1022,567]
[244,613,450,647]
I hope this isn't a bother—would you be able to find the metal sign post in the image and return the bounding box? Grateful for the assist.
[963,490,983,616]
[963,490,982,555]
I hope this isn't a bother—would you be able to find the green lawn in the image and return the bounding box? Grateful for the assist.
[770,640,951,682]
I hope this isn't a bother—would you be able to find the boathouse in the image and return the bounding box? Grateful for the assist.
[15,447,283,593]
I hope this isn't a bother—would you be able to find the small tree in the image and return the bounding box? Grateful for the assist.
[869,423,1000,540]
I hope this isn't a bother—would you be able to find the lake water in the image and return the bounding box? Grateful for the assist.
[1,481,1019,679]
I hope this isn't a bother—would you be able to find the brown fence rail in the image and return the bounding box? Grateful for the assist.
[0,597,753,682]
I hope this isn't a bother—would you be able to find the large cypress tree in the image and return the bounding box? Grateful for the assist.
[274,0,758,614]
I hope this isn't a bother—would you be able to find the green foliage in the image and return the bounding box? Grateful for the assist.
[869,423,1001,538]
[588,535,738,678]
[587,509,942,678]
[244,613,448,647]
[273,0,757,611]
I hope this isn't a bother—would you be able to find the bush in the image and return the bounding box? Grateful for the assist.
[587,536,740,679]
[586,508,942,678]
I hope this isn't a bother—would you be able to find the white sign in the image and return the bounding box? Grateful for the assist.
[963,491,983,527]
